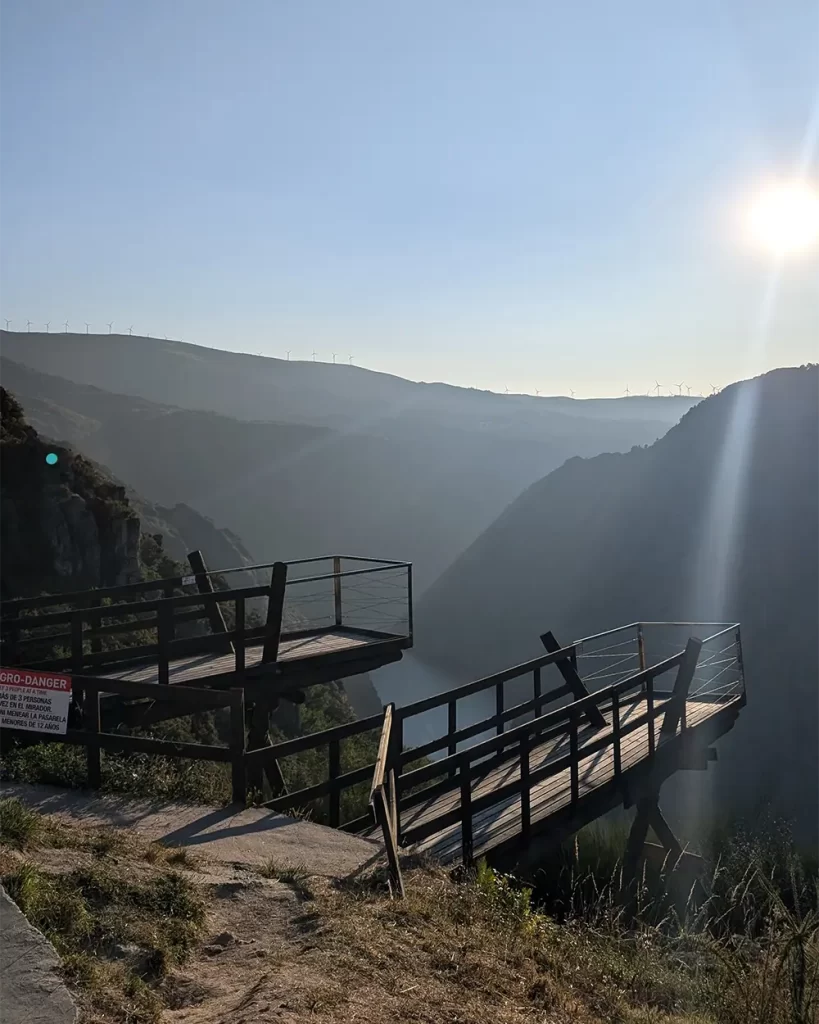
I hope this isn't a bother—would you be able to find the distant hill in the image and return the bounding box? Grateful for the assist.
[0,330,695,435]
[414,365,819,842]
[1,349,688,592]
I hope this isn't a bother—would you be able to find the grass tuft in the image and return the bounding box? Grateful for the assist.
[0,796,42,849]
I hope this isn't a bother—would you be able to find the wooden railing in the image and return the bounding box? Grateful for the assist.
[0,672,248,803]
[0,552,413,678]
[387,625,744,865]
[370,703,404,895]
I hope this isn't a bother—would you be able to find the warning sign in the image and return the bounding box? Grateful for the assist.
[0,668,72,735]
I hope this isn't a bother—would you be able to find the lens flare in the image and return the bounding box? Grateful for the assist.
[744,180,819,257]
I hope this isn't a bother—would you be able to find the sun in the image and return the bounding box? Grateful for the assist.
[744,180,819,257]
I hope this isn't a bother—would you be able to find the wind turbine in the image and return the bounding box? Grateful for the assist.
[686,385,692,397]
[286,350,291,361]
[85,323,90,334]
[63,321,69,333]
[624,386,631,397]
[654,380,662,397]
[570,388,576,398]
[348,354,353,365]
[128,325,134,336]
[26,320,32,332]
[4,319,10,330]
[44,321,50,333]
[534,388,540,396]
[107,321,114,334]
[710,383,719,395]
[675,381,684,396]
[312,350,317,362]
[504,386,510,394]
[332,352,337,364]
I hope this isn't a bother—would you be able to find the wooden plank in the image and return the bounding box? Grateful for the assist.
[540,630,606,729]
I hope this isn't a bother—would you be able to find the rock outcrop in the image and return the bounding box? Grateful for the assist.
[1,388,141,598]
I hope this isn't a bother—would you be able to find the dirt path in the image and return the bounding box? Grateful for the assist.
[4,784,384,879]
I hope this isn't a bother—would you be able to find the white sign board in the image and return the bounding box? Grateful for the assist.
[0,668,72,735]
[181,575,197,587]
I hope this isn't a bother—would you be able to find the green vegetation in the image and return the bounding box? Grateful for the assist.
[0,806,206,1024]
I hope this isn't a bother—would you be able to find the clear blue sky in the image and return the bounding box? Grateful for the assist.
[1,0,817,396]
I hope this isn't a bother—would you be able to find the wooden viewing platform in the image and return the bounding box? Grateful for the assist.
[254,620,745,894]
[1,581,745,897]
[0,552,413,696]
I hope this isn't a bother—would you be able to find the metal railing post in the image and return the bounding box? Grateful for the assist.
[333,556,343,628]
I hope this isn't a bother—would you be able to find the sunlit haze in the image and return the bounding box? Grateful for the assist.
[1,1,817,396]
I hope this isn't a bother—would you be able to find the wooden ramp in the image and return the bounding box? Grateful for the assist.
[402,694,740,864]
[356,621,747,876]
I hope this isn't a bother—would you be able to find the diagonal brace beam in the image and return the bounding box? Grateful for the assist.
[540,630,606,729]
[659,637,702,740]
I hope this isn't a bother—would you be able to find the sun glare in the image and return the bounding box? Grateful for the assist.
[744,180,819,257]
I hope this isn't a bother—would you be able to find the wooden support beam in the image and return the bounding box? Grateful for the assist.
[187,550,233,655]
[261,562,288,665]
[659,637,702,741]
[246,698,288,800]
[540,631,606,730]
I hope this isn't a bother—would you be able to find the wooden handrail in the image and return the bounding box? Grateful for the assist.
[369,704,404,897]
[371,703,393,802]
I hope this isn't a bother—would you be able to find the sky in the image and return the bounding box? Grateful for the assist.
[1,0,817,397]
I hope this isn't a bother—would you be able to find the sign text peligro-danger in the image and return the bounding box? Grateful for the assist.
[0,668,72,735]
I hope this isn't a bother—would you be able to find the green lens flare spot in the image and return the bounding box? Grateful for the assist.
[45,452,59,466]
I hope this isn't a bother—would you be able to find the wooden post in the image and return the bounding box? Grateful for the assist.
[637,623,646,671]
[89,597,102,655]
[261,562,288,665]
[71,611,84,675]
[496,682,504,737]
[157,601,172,686]
[230,688,247,805]
[660,638,702,741]
[333,556,343,628]
[646,676,655,756]
[569,708,579,803]
[533,666,541,704]
[374,788,404,897]
[540,631,606,729]
[520,730,531,843]
[460,754,473,865]
[84,687,101,789]
[388,768,398,842]
[234,597,245,674]
[328,738,341,827]
[187,550,233,654]
[448,700,457,778]
[612,690,622,778]
[622,798,653,915]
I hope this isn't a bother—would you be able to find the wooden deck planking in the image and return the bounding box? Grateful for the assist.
[96,629,375,685]
[403,697,736,863]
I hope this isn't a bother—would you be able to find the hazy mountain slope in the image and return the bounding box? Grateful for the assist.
[0,330,694,437]
[2,357,681,592]
[414,366,819,839]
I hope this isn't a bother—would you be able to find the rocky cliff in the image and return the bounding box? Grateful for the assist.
[1,388,141,598]
[0,389,264,600]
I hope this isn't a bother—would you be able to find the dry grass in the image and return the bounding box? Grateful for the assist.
[1,798,816,1023]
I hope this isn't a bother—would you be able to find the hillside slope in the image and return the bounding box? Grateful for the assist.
[0,389,262,598]
[415,366,819,840]
[2,355,683,592]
